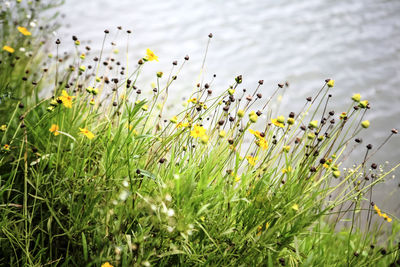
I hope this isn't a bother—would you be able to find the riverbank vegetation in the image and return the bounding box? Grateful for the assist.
[0,1,399,266]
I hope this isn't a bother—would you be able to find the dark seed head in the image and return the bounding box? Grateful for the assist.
[310,166,316,172]
[306,97,312,102]
[258,80,264,85]
[104,29,109,34]
[278,83,284,88]
[18,103,24,109]
[159,158,165,164]
[55,39,61,45]
[256,93,262,99]
[208,33,213,38]
[371,163,377,169]
[329,111,335,116]
[184,55,189,60]
[355,138,362,143]
[367,144,373,150]
[172,60,177,66]
[289,112,295,118]
[256,110,262,116]
[391,128,398,134]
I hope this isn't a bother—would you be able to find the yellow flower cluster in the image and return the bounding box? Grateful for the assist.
[374,205,392,222]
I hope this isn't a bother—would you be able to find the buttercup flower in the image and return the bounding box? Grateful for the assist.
[3,144,10,151]
[3,45,15,53]
[190,125,206,138]
[101,262,113,267]
[0,125,6,132]
[49,124,60,136]
[361,120,370,129]
[57,90,75,108]
[292,204,299,211]
[145,49,158,61]
[327,79,334,88]
[79,128,95,140]
[17,26,31,36]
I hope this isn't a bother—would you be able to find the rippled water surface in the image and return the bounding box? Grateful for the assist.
[58,0,400,213]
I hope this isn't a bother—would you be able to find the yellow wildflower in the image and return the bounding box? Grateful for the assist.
[200,135,209,145]
[249,129,263,139]
[374,205,382,217]
[282,166,292,174]
[187,97,197,104]
[292,204,299,211]
[170,116,178,124]
[256,138,268,150]
[177,122,189,128]
[3,144,10,151]
[17,26,31,36]
[327,79,334,88]
[79,128,95,140]
[271,118,284,128]
[190,125,206,138]
[101,262,113,267]
[0,125,7,132]
[2,45,15,53]
[49,124,60,136]
[246,155,258,166]
[145,48,158,61]
[256,225,262,236]
[57,90,75,108]
[219,130,226,138]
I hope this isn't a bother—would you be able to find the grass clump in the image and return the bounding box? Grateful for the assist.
[1,2,399,266]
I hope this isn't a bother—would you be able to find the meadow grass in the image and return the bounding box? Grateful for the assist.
[0,1,399,266]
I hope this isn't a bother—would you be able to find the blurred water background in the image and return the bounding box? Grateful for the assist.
[57,0,400,215]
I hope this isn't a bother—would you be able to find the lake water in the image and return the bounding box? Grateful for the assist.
[57,0,400,215]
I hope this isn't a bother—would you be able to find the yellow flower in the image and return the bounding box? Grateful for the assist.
[170,116,178,124]
[282,166,292,174]
[382,213,392,223]
[2,45,15,53]
[256,138,268,150]
[292,204,299,211]
[187,97,197,104]
[249,129,263,139]
[49,124,60,136]
[219,130,226,138]
[271,118,284,128]
[283,145,290,153]
[190,125,206,138]
[0,125,7,132]
[3,144,10,151]
[79,128,95,140]
[57,90,75,108]
[17,26,31,36]
[177,122,189,128]
[327,79,334,88]
[101,262,113,267]
[246,155,258,166]
[145,48,158,61]
[374,205,382,217]
[200,135,209,145]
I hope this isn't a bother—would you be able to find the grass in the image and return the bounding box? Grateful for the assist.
[0,1,399,266]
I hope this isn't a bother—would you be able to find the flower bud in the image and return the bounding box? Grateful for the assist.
[79,65,86,72]
[361,120,370,129]
[200,135,209,145]
[307,132,315,139]
[309,120,318,129]
[170,116,178,124]
[86,86,94,93]
[141,105,148,111]
[157,71,163,78]
[287,118,295,125]
[219,130,226,138]
[228,89,235,95]
[249,114,258,123]
[277,116,285,123]
[92,88,99,95]
[358,100,368,108]
[237,109,245,118]
[327,79,334,88]
[351,93,361,102]
[333,170,341,178]
[283,146,290,153]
